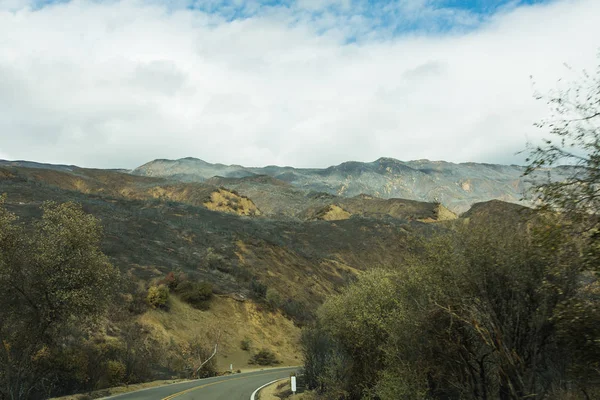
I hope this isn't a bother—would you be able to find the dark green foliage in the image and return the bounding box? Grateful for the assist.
[266,288,284,310]
[240,338,252,351]
[250,278,267,299]
[176,280,213,310]
[0,197,119,399]
[301,326,351,396]
[282,299,313,326]
[248,349,280,366]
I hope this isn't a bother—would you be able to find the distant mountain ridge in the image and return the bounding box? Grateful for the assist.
[133,157,571,213]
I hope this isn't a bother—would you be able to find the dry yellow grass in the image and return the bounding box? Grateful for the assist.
[203,188,262,216]
[318,205,352,221]
[139,295,301,371]
[435,204,458,221]
[257,378,288,399]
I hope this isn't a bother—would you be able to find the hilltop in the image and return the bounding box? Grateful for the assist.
[133,157,572,213]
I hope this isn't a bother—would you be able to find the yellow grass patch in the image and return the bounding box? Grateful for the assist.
[139,296,301,371]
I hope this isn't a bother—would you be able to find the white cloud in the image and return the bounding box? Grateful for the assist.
[0,0,598,169]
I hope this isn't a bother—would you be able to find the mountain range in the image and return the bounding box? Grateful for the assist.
[131,156,572,213]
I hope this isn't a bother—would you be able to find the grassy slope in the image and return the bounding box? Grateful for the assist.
[141,296,301,370]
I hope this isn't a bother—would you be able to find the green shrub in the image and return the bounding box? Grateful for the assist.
[249,348,280,366]
[282,299,313,325]
[146,284,169,309]
[266,288,283,310]
[250,279,267,299]
[240,338,252,351]
[176,280,213,310]
[106,360,126,386]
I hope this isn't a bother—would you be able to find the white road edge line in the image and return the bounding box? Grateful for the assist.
[250,378,286,400]
[98,367,298,399]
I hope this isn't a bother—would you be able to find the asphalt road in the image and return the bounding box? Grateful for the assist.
[103,367,299,400]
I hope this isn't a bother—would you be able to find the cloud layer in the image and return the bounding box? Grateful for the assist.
[0,0,598,168]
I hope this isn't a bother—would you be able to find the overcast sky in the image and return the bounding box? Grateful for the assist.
[0,0,598,169]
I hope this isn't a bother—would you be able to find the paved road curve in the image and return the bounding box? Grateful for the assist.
[103,367,299,400]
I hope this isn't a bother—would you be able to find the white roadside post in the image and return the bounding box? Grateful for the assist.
[230,363,233,373]
[290,374,297,395]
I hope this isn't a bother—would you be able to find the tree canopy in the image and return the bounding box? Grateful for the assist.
[526,54,600,218]
[0,196,118,399]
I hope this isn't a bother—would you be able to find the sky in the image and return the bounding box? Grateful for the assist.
[0,0,598,169]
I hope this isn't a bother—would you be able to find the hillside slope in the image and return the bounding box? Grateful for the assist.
[0,165,432,297]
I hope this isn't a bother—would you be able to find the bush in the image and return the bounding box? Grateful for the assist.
[158,271,180,291]
[106,360,126,386]
[266,288,283,310]
[126,285,149,315]
[282,299,313,326]
[250,279,267,299]
[249,349,280,366]
[146,285,169,309]
[176,280,213,310]
[240,338,252,351]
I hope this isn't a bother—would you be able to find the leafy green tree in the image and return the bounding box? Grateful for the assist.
[304,216,593,399]
[317,269,402,399]
[301,325,351,398]
[0,197,118,399]
[526,54,600,398]
[146,284,169,309]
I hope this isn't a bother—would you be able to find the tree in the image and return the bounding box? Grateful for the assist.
[525,54,600,398]
[0,197,119,399]
[525,54,600,219]
[303,216,591,399]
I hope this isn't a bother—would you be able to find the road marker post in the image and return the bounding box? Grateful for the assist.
[290,373,297,395]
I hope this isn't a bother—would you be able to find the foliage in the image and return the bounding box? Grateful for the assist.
[146,285,170,309]
[0,196,119,399]
[180,336,218,378]
[248,349,280,366]
[106,360,126,386]
[250,278,268,299]
[524,55,600,399]
[282,299,313,326]
[240,338,252,351]
[175,280,213,310]
[158,271,181,291]
[303,216,598,399]
[526,55,600,219]
[301,325,351,398]
[266,288,284,310]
